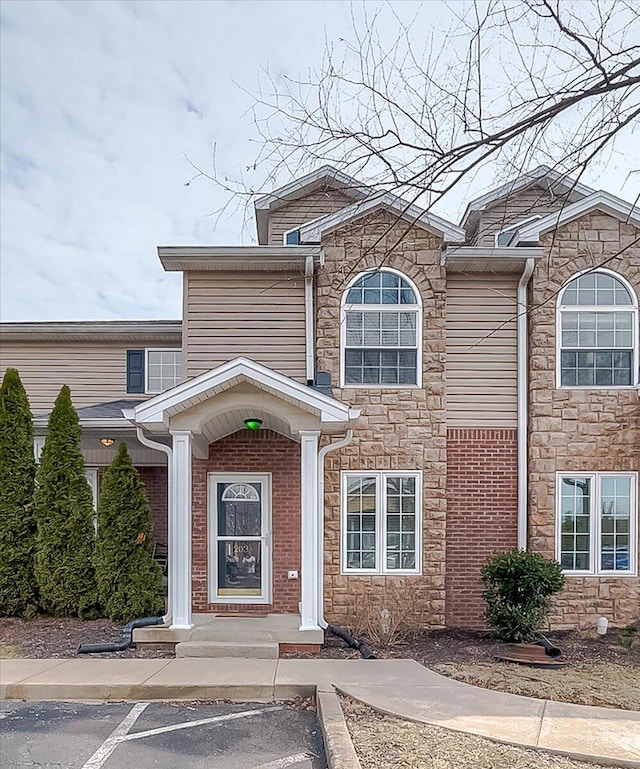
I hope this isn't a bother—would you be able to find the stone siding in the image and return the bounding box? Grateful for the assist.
[317,210,448,629]
[528,211,639,629]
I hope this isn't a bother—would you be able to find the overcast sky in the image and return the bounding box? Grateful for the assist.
[1,0,638,322]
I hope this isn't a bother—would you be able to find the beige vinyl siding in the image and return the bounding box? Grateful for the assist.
[185,270,306,380]
[475,184,576,246]
[268,189,353,244]
[0,342,145,415]
[446,274,519,427]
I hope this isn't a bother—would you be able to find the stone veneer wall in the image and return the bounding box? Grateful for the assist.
[445,429,518,627]
[529,211,640,629]
[316,210,448,628]
[191,430,301,614]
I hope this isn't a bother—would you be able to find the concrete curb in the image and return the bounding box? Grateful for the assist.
[316,686,361,769]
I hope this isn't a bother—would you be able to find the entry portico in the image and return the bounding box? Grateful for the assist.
[124,357,359,635]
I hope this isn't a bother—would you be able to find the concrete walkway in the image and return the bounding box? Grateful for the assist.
[1,657,639,767]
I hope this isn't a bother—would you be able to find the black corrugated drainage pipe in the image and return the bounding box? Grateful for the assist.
[327,624,376,659]
[77,616,164,654]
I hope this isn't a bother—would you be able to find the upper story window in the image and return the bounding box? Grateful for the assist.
[341,269,421,387]
[126,348,183,394]
[558,269,638,388]
[146,349,183,393]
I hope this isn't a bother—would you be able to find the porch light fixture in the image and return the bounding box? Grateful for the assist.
[99,437,116,447]
[243,418,263,431]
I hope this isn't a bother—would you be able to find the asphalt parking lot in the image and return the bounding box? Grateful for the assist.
[0,700,326,769]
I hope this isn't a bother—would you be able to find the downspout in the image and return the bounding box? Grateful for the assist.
[317,429,354,629]
[517,258,535,551]
[304,255,315,383]
[136,426,173,625]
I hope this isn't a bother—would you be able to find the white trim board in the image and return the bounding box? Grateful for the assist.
[298,192,465,244]
[128,357,360,430]
[517,191,640,242]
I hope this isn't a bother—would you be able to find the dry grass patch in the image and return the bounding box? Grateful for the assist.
[341,696,614,769]
[433,662,640,711]
[0,642,22,659]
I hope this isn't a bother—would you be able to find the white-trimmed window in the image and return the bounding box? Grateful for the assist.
[342,471,422,574]
[146,349,183,393]
[341,269,421,387]
[557,473,637,576]
[558,269,638,387]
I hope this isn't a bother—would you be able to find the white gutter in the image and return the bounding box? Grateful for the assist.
[136,427,173,626]
[317,429,354,629]
[304,256,315,383]
[517,258,535,551]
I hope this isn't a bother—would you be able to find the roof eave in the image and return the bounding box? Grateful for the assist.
[158,245,321,272]
[299,194,465,244]
[516,191,640,242]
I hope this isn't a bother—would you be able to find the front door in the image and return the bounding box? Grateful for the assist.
[208,474,271,604]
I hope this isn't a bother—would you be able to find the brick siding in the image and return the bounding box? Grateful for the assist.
[445,428,518,627]
[191,430,301,614]
[137,466,168,549]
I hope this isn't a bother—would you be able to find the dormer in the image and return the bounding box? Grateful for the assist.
[254,165,371,245]
[460,165,594,246]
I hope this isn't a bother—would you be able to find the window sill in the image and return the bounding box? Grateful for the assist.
[340,384,422,390]
[556,385,639,391]
[341,569,422,577]
[562,571,637,578]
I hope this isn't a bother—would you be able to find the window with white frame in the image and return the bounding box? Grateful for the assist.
[342,269,421,386]
[558,270,638,387]
[557,473,637,575]
[146,349,182,393]
[342,471,421,574]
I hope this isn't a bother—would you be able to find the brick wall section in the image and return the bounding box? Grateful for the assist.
[137,466,168,549]
[445,429,518,627]
[191,430,301,614]
[317,209,448,628]
[529,211,639,629]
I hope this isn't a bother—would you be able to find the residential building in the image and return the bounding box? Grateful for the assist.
[1,165,638,646]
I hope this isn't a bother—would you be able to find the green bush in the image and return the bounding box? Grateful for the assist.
[94,443,164,622]
[0,368,37,617]
[34,385,98,618]
[481,549,565,643]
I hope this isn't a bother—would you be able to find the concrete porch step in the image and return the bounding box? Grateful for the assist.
[175,640,279,659]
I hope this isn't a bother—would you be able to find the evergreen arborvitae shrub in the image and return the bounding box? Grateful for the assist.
[481,549,565,643]
[95,442,164,622]
[34,385,98,618]
[0,368,38,617]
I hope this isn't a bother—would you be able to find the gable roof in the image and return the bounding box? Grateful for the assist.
[254,165,372,244]
[125,356,360,431]
[297,192,465,244]
[460,165,595,234]
[515,190,640,243]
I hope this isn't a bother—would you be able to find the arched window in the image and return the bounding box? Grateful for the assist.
[342,269,421,386]
[558,269,638,387]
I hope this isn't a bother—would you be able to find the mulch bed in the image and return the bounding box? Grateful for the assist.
[283,626,639,667]
[0,617,173,659]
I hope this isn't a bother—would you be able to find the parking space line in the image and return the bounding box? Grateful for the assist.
[81,702,149,769]
[122,706,284,742]
[255,752,313,768]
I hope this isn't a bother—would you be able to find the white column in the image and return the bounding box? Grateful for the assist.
[299,430,320,631]
[169,430,194,630]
